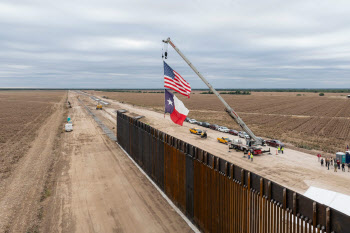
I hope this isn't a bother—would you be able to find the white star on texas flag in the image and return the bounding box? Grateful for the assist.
[167,99,173,106]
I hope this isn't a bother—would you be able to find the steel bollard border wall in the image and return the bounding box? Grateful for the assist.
[117,113,350,233]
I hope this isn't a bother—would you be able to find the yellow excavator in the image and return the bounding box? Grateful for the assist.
[96,103,103,110]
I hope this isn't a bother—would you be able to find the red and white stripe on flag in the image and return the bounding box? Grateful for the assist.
[164,67,191,97]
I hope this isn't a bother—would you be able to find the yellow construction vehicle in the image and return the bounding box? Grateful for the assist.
[217,137,232,145]
[96,104,103,110]
[190,128,202,135]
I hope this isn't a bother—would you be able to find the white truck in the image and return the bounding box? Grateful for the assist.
[218,126,229,133]
[65,123,73,132]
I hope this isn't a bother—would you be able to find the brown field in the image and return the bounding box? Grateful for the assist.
[0,90,67,232]
[0,91,66,178]
[93,90,350,154]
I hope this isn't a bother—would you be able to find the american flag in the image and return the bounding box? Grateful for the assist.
[164,61,191,98]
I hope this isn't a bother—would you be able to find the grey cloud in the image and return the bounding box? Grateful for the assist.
[0,0,350,88]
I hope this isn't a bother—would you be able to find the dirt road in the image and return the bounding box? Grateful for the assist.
[87,92,350,196]
[42,92,193,233]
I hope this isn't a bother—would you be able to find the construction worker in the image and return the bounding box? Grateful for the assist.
[342,163,345,172]
[277,145,281,154]
[248,150,251,160]
[321,158,324,166]
[348,163,350,172]
[281,146,284,154]
[337,160,340,169]
[251,153,253,162]
[334,164,337,172]
[327,159,330,170]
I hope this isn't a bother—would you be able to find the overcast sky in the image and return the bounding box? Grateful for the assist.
[1,0,350,88]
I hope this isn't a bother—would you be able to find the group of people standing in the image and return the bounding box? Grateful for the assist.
[318,154,350,172]
[243,150,254,162]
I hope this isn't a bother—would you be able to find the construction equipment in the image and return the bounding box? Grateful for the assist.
[162,37,263,146]
[190,128,202,135]
[96,104,103,110]
[201,130,207,138]
[229,139,270,155]
[217,137,232,144]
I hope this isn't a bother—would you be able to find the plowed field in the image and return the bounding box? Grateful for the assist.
[0,91,65,178]
[92,91,350,153]
[0,90,66,232]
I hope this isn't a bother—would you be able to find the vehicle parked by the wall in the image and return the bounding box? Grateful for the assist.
[188,119,197,124]
[256,137,266,146]
[238,131,250,139]
[266,139,284,148]
[229,129,238,135]
[202,122,210,128]
[190,128,202,135]
[197,121,203,126]
[243,132,250,139]
[217,137,232,144]
[185,117,190,122]
[209,124,219,130]
[218,126,229,133]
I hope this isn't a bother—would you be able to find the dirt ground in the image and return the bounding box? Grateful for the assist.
[88,91,350,196]
[3,89,348,232]
[95,91,350,153]
[0,91,66,232]
[0,91,65,179]
[41,92,193,233]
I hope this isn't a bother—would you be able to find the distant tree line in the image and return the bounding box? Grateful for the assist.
[205,88,350,93]
[200,90,251,95]
[220,90,251,95]
[0,88,348,93]
[98,89,164,93]
[200,91,214,94]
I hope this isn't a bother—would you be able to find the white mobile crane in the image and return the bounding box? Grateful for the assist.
[162,37,263,146]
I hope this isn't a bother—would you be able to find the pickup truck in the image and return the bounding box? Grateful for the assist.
[65,123,73,132]
[238,131,250,139]
[188,119,197,124]
[218,126,229,133]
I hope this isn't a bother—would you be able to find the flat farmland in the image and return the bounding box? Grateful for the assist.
[93,91,350,154]
[0,90,67,232]
[0,91,65,178]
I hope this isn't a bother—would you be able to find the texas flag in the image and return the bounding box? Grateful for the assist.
[165,89,189,126]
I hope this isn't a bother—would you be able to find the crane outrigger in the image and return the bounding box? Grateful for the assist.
[162,37,263,146]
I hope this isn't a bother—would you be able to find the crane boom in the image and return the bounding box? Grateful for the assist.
[162,37,262,145]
